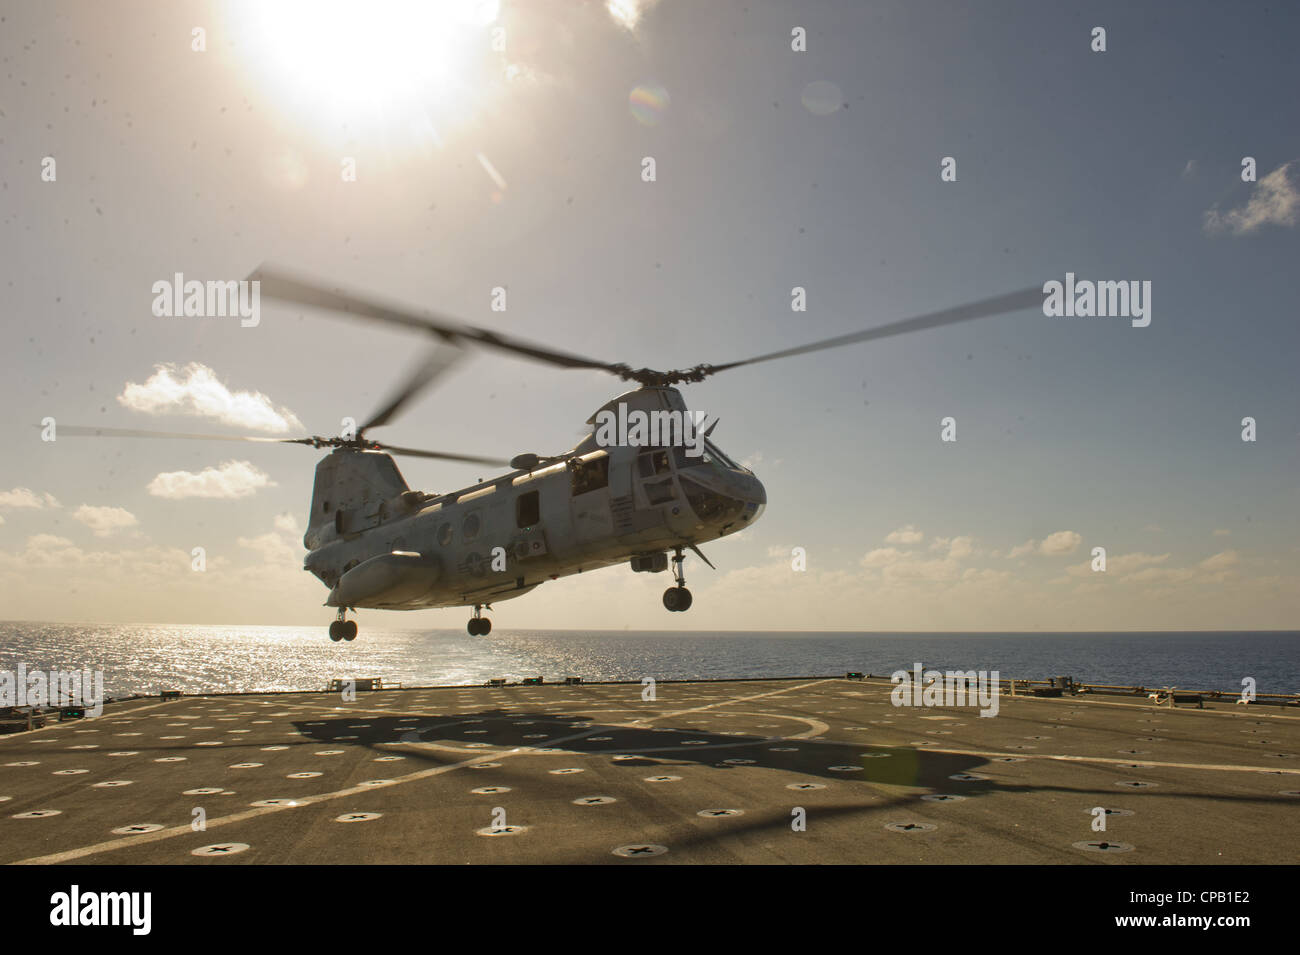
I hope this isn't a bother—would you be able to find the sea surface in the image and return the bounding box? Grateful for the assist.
[1,623,1297,699]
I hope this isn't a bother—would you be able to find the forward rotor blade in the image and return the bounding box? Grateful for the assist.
[361,343,464,433]
[705,286,1044,375]
[371,442,508,466]
[251,265,625,376]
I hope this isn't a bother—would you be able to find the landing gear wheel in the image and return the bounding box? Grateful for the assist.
[342,620,358,641]
[467,607,492,636]
[328,621,344,641]
[663,546,693,612]
[663,587,693,612]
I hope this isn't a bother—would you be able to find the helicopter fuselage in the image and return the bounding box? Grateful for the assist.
[302,388,766,613]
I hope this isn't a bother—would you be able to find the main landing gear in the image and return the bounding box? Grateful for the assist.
[328,609,357,642]
[467,604,492,636]
[663,547,693,613]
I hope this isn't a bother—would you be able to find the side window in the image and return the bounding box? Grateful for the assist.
[437,523,453,546]
[462,512,480,542]
[638,449,671,478]
[570,456,610,496]
[516,490,540,529]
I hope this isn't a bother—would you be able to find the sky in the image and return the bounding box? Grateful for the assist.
[1,0,1297,631]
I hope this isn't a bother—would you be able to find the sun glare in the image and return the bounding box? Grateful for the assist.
[235,0,500,141]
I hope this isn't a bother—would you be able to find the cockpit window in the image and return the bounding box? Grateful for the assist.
[673,440,739,470]
[703,439,741,470]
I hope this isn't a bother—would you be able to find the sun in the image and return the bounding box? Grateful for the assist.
[234,0,501,141]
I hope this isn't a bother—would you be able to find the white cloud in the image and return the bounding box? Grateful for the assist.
[72,504,139,537]
[0,487,60,509]
[118,363,303,433]
[1007,540,1036,559]
[1204,160,1299,235]
[273,513,300,535]
[147,460,276,500]
[1039,530,1082,555]
[947,536,974,559]
[885,525,924,545]
[861,547,905,568]
[1198,550,1239,572]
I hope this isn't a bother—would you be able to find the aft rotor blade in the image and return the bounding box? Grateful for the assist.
[53,425,299,444]
[361,343,464,433]
[705,286,1044,375]
[251,265,625,375]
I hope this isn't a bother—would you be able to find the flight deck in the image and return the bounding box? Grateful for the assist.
[2,677,1297,865]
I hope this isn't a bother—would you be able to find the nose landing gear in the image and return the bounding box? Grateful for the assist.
[328,610,358,642]
[467,604,493,636]
[662,547,693,612]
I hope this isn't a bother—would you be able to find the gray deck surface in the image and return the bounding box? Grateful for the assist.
[2,678,1297,864]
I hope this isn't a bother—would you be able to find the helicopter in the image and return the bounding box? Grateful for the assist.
[60,268,1041,639]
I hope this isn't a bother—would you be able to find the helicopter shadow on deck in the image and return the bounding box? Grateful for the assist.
[286,707,1300,811]
[288,708,989,789]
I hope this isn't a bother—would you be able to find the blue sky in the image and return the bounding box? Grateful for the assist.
[1,0,1297,629]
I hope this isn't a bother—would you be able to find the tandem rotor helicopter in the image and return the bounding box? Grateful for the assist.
[64,269,1040,640]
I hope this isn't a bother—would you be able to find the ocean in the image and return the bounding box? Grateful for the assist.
[1,623,1297,699]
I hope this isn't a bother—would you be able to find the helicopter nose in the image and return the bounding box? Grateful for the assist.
[733,470,766,525]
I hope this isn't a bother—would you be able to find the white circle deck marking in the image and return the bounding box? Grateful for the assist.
[949,773,988,781]
[1072,840,1134,853]
[550,768,584,775]
[184,788,223,795]
[250,799,299,807]
[229,763,263,769]
[13,810,61,818]
[886,821,937,833]
[471,786,510,795]
[788,782,826,791]
[154,757,186,763]
[335,812,381,822]
[921,794,966,803]
[53,769,90,775]
[613,844,667,858]
[645,775,681,782]
[287,772,322,779]
[192,843,250,856]
[5,761,39,767]
[697,808,744,817]
[112,824,163,835]
[573,796,616,805]
[476,825,526,836]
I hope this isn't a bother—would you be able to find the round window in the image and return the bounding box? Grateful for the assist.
[462,512,480,541]
[438,523,453,546]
